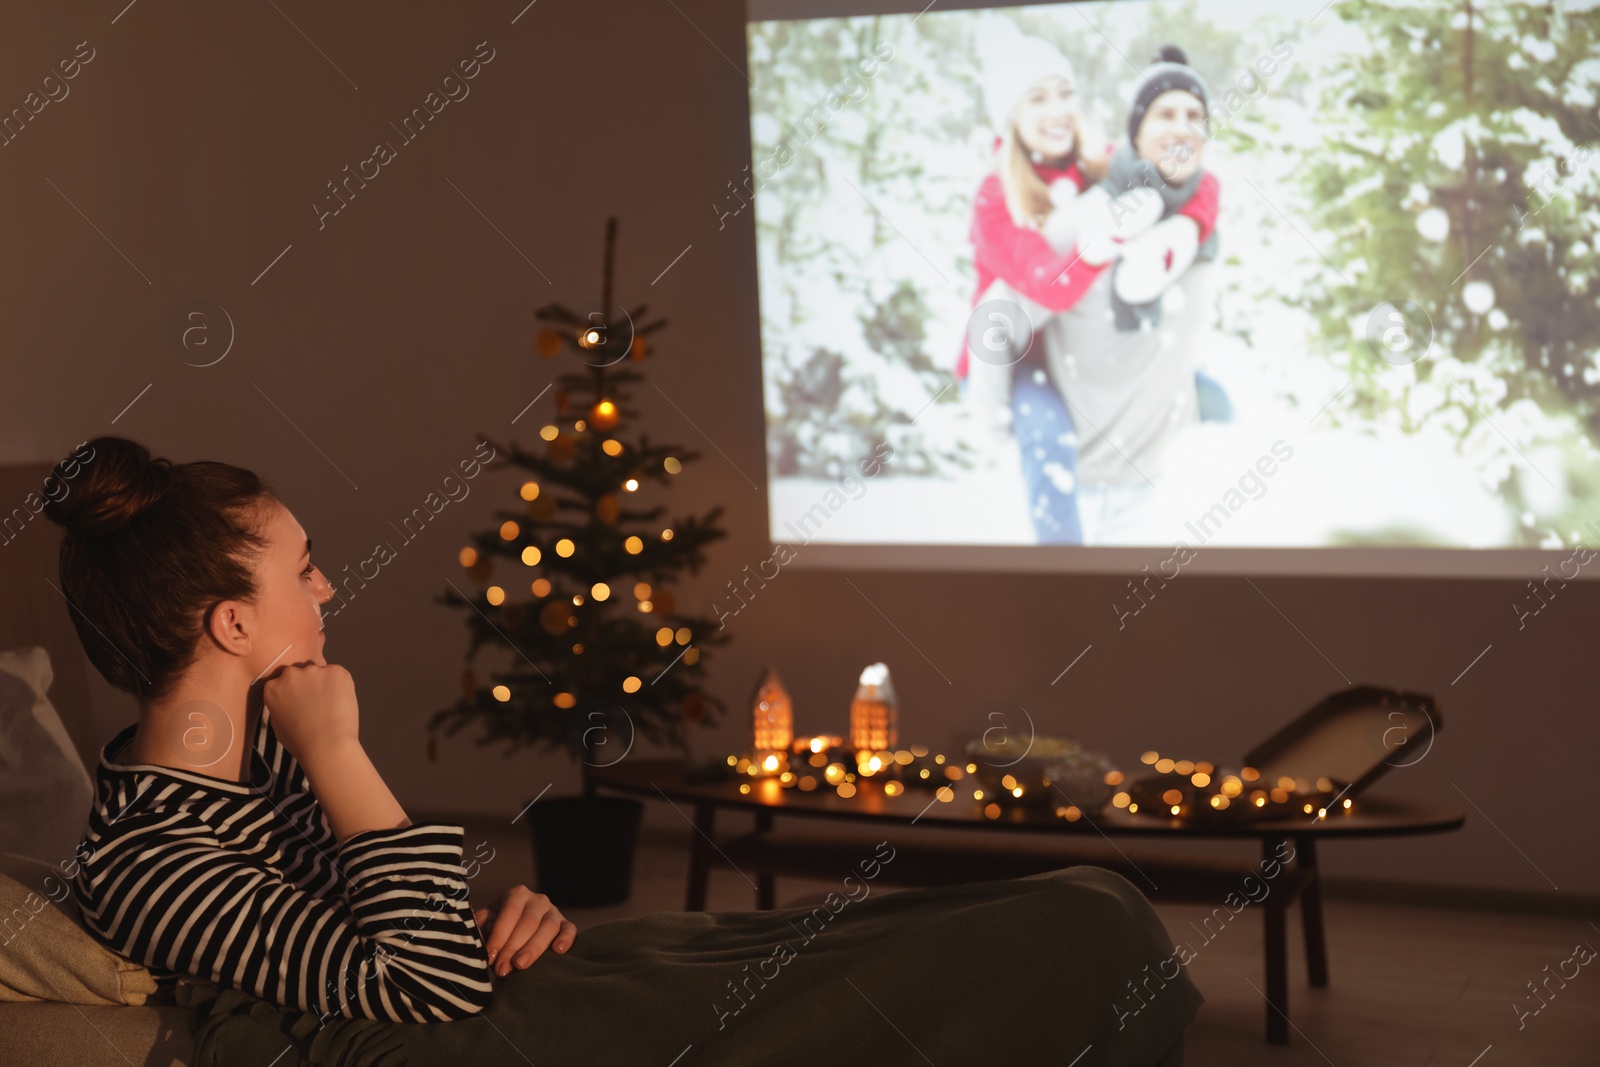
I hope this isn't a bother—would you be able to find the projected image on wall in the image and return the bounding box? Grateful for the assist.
[745,0,1600,555]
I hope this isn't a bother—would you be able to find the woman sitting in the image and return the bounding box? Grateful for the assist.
[46,436,1201,1064]
[55,436,569,1022]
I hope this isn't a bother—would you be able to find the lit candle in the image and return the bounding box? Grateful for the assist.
[792,734,843,756]
[736,748,790,779]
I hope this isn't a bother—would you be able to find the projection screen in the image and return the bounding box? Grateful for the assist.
[742,0,1600,578]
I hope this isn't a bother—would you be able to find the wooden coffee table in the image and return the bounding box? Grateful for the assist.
[589,758,1465,1046]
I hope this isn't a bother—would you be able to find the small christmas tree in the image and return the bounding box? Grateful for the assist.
[430,218,730,787]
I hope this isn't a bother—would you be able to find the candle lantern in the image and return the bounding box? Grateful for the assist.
[849,662,897,751]
[750,667,793,752]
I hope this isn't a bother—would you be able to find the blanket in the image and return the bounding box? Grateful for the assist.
[186,864,1202,1066]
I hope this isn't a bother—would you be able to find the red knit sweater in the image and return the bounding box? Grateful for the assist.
[955,147,1219,379]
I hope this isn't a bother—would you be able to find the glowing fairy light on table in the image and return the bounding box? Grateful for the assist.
[1113,750,1356,821]
[789,734,847,792]
[792,734,843,756]
[727,751,790,781]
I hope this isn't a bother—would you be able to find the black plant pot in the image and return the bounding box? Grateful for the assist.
[527,795,643,908]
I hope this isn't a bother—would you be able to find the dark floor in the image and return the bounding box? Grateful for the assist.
[440,814,1599,1067]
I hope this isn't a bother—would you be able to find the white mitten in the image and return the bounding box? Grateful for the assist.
[1072,186,1118,265]
[1073,185,1166,265]
[1104,186,1165,241]
[1113,215,1201,306]
[1048,177,1080,209]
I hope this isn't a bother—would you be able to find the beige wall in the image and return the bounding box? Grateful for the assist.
[1,1,1593,896]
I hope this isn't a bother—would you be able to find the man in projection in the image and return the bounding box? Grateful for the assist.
[1045,48,1222,544]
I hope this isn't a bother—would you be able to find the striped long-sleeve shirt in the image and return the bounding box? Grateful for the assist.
[72,714,495,1022]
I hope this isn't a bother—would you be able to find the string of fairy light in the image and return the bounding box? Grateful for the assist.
[730,669,1357,823]
[1116,750,1355,820]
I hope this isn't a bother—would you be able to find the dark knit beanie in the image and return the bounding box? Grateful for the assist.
[1127,45,1210,146]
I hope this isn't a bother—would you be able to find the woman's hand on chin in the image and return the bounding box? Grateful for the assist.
[474,885,578,977]
[261,662,360,765]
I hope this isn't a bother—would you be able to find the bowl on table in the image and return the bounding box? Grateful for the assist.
[1043,748,1122,814]
[965,735,1115,808]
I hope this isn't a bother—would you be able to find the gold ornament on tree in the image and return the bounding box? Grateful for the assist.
[683,690,706,723]
[595,494,620,523]
[539,600,574,635]
[536,328,563,358]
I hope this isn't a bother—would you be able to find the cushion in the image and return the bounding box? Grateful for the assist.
[0,1001,195,1067]
[0,646,95,862]
[0,851,157,1006]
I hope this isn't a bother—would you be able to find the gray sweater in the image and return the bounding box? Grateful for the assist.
[1042,258,1218,486]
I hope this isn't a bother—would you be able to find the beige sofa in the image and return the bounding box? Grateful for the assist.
[0,461,197,1066]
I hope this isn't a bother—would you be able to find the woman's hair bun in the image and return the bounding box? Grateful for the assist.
[1155,45,1189,65]
[43,435,175,538]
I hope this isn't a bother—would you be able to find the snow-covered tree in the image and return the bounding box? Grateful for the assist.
[1291,0,1600,542]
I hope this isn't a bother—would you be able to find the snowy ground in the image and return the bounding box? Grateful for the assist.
[770,443,1036,545]
[769,415,1514,549]
[770,307,1516,549]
